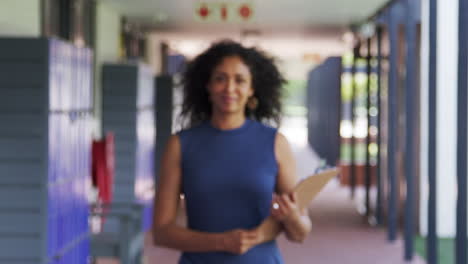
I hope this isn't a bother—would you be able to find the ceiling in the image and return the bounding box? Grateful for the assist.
[99,0,388,65]
[100,0,389,33]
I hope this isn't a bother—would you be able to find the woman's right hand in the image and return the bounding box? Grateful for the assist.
[218,229,261,255]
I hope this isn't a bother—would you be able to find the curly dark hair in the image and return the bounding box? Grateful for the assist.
[180,40,286,128]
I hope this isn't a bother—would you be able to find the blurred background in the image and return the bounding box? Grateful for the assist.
[0,0,466,263]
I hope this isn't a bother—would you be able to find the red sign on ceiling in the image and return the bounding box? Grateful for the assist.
[238,4,252,20]
[198,5,210,19]
[194,1,255,22]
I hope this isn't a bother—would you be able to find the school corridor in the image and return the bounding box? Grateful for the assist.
[1,0,467,264]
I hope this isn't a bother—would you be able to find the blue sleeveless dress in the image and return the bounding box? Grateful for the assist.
[177,119,284,264]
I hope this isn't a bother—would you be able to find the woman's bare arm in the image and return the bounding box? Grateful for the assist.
[271,132,312,243]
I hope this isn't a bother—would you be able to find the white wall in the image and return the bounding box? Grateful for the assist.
[93,2,122,138]
[147,36,162,75]
[420,0,459,238]
[419,0,429,237]
[0,0,41,36]
[436,0,458,237]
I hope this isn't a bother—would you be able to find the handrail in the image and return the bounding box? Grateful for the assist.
[43,231,92,264]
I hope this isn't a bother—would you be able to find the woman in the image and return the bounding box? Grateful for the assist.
[152,40,312,264]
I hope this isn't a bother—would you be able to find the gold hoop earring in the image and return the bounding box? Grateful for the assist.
[247,96,259,110]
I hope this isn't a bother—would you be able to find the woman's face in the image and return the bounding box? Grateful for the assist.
[207,55,254,116]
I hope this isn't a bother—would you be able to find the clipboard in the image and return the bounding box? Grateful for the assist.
[257,168,340,235]
[294,168,340,210]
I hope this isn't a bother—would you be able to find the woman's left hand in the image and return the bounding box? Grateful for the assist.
[270,192,303,224]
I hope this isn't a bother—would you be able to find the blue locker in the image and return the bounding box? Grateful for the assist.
[102,63,155,231]
[307,57,342,166]
[0,38,92,264]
